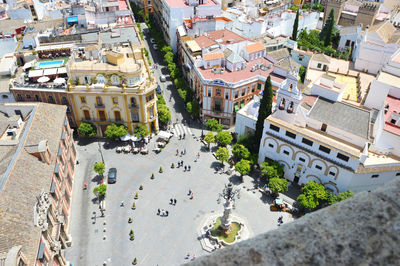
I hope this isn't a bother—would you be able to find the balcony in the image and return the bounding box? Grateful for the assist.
[94,103,105,108]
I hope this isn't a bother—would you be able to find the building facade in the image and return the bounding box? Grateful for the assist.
[67,43,158,136]
[0,103,76,265]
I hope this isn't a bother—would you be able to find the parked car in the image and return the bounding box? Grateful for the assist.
[107,168,117,183]
[150,38,155,44]
[156,85,162,94]
[160,75,166,82]
[153,44,158,50]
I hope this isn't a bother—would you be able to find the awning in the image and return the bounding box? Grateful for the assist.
[38,76,50,83]
[43,68,57,76]
[158,131,172,139]
[22,60,35,70]
[28,69,43,78]
[67,16,78,23]
[57,67,67,74]
[275,198,283,205]
[54,77,66,84]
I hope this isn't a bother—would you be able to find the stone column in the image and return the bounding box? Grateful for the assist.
[221,200,233,230]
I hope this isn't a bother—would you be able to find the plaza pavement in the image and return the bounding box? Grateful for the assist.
[65,131,293,266]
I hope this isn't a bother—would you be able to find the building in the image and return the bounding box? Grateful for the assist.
[353,21,400,74]
[83,0,133,29]
[234,95,260,136]
[153,0,221,52]
[67,42,159,136]
[258,72,400,193]
[337,24,362,52]
[0,102,76,265]
[179,29,289,126]
[135,0,154,16]
[290,49,313,68]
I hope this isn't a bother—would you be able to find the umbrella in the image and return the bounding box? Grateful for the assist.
[54,77,66,85]
[120,134,132,141]
[37,76,50,83]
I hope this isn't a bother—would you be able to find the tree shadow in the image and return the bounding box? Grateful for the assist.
[200,146,209,153]
[102,140,122,150]
[228,174,242,185]
[76,137,96,146]
[259,193,275,205]
[91,175,103,184]
[210,161,221,169]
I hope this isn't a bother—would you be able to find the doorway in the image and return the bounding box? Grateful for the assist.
[293,176,300,184]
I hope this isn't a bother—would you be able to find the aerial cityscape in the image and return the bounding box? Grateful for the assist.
[0,0,399,265]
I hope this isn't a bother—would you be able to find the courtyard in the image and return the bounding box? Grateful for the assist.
[65,130,294,265]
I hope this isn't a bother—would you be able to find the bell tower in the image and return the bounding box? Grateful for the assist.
[276,74,303,116]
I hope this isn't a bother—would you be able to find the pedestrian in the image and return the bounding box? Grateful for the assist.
[184,165,187,171]
[197,152,200,158]
[121,201,124,207]
[166,211,169,216]
[170,198,173,204]
[178,161,181,167]
[158,209,160,215]
[188,189,192,195]
[190,193,194,199]
[183,133,186,139]
[179,134,181,140]
[188,165,191,171]
[185,254,190,259]
[181,160,183,165]
[181,151,184,156]
[194,157,197,162]
[174,198,177,205]
[184,148,186,154]
[192,255,196,261]
[176,149,179,156]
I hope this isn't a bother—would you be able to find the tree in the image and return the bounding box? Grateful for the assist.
[320,9,336,47]
[232,144,250,160]
[255,76,273,150]
[268,177,289,194]
[297,181,329,210]
[94,161,105,176]
[235,159,251,177]
[237,133,257,153]
[104,124,127,139]
[216,131,233,147]
[158,104,171,123]
[187,101,200,117]
[292,10,299,41]
[299,66,306,83]
[328,190,354,205]
[216,147,230,166]
[206,118,223,132]
[78,122,97,137]
[261,161,284,180]
[134,125,149,138]
[93,183,107,197]
[204,132,215,150]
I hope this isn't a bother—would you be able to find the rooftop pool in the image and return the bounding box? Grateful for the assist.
[37,60,64,69]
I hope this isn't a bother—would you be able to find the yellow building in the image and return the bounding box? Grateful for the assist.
[137,0,154,16]
[67,43,158,137]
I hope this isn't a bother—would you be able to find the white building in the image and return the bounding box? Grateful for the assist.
[153,0,221,52]
[258,72,400,193]
[337,24,362,52]
[84,0,133,29]
[235,96,260,136]
[354,21,400,74]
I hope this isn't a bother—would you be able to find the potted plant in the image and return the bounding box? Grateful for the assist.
[128,217,132,223]
[139,185,143,190]
[151,173,155,179]
[159,166,163,173]
[134,192,138,199]
[171,163,175,169]
[132,202,136,210]
[132,258,137,265]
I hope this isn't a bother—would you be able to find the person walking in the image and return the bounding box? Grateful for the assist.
[120,201,124,207]
[176,149,179,156]
[188,165,191,171]
[184,165,187,171]
[166,211,169,216]
[190,193,194,200]
[184,148,186,154]
[181,160,183,166]
[179,134,181,140]
[170,199,173,204]
[188,189,192,195]
[157,209,160,215]
[174,198,177,205]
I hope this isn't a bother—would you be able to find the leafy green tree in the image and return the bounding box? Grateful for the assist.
[262,161,284,180]
[303,3,312,10]
[216,131,232,147]
[312,3,324,12]
[299,66,306,83]
[187,101,200,117]
[237,133,257,153]
[93,183,107,197]
[292,10,299,41]
[255,76,273,150]
[338,190,354,201]
[204,132,215,150]
[94,161,105,176]
[216,147,230,166]
[235,159,251,177]
[104,124,127,139]
[289,5,299,11]
[161,45,173,54]
[157,104,171,123]
[157,94,166,105]
[232,144,250,160]
[328,190,354,205]
[268,177,289,194]
[206,118,223,132]
[297,181,329,210]
[320,9,336,47]
[134,125,149,138]
[78,122,97,137]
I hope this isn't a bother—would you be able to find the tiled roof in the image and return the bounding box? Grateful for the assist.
[194,35,217,49]
[194,29,249,48]
[312,53,331,64]
[383,95,400,136]
[339,25,360,36]
[203,52,224,61]
[226,52,245,64]
[245,42,265,53]
[268,48,290,62]
[0,103,67,265]
[368,21,398,44]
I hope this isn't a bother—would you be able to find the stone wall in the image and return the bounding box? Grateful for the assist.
[187,177,400,266]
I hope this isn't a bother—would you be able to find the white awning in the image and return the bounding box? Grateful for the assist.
[57,67,67,74]
[22,60,35,70]
[28,69,43,78]
[36,43,74,51]
[43,68,57,75]
[158,131,172,139]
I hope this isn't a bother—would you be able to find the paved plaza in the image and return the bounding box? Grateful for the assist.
[65,131,294,265]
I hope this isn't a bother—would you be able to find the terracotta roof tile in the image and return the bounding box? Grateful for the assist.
[203,52,224,61]
[245,42,265,53]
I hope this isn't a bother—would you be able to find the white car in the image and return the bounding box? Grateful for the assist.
[153,44,158,50]
[160,75,166,82]
[150,38,155,44]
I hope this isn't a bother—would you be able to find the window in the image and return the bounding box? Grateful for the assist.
[128,78,135,86]
[241,88,245,96]
[17,94,23,101]
[2,95,8,99]
[98,110,106,121]
[283,150,289,156]
[112,97,118,104]
[48,96,55,103]
[302,138,313,146]
[114,111,121,121]
[131,112,139,122]
[371,174,379,178]
[84,75,90,84]
[317,63,322,68]
[299,157,305,162]
[216,89,221,96]
[96,96,103,106]
[315,165,322,170]
[148,106,154,118]
[268,143,274,148]
[337,153,349,162]
[298,54,304,61]
[396,173,400,176]
[25,94,31,99]
[257,83,262,90]
[319,145,331,154]
[390,119,396,124]
[61,97,68,105]
[321,123,327,132]
[83,110,90,120]
[97,74,105,84]
[34,95,40,101]
[329,171,336,176]
[80,97,86,104]
[251,84,256,92]
[208,89,212,97]
[269,124,280,132]
[234,90,238,98]
[111,75,119,85]
[130,97,137,107]
[285,131,296,139]
[345,40,351,46]
[225,91,229,100]
[64,191,70,205]
[146,94,154,102]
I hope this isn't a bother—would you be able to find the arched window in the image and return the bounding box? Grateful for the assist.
[96,96,103,106]
[97,75,105,84]
[61,96,68,105]
[2,95,8,99]
[287,101,294,113]
[279,98,286,110]
[48,95,55,103]
[84,75,90,84]
[289,83,293,92]
[111,75,119,85]
[130,97,137,107]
